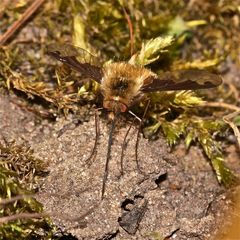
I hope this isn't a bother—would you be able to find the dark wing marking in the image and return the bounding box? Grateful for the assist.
[141,69,222,92]
[47,43,103,82]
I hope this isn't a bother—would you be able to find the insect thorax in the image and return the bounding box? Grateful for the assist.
[101,62,154,107]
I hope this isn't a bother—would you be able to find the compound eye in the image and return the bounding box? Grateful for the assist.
[103,100,127,113]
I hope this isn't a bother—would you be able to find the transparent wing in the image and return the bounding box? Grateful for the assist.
[141,69,222,92]
[47,43,103,82]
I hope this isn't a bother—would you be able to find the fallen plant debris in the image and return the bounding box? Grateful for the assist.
[0,0,45,46]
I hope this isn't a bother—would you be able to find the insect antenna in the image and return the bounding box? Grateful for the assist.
[101,113,118,199]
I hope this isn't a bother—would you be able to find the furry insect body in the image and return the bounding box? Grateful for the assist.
[101,62,155,112]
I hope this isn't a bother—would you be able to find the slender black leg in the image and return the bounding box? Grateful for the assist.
[120,123,134,176]
[135,100,150,175]
[101,117,116,200]
[84,109,100,167]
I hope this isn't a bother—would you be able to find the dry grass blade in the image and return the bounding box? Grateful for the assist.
[0,213,45,224]
[0,195,34,205]
[223,111,240,148]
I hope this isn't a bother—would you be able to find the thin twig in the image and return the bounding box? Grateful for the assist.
[223,111,240,148]
[122,6,134,56]
[227,83,239,101]
[200,102,240,112]
[0,213,45,224]
[0,195,33,205]
[0,0,45,45]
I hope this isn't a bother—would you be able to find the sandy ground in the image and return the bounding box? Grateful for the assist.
[0,94,238,240]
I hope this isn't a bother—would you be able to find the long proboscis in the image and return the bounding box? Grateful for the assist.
[101,115,117,199]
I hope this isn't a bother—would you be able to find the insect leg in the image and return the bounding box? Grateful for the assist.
[84,109,101,167]
[135,100,150,175]
[57,114,82,138]
[101,115,117,200]
[120,122,134,176]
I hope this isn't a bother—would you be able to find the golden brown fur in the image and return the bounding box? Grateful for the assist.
[101,62,154,106]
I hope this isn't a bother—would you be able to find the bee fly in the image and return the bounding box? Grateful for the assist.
[47,43,222,199]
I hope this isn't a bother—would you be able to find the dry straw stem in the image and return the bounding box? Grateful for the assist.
[200,102,240,112]
[0,213,45,224]
[0,195,34,205]
[200,102,240,148]
[223,111,240,148]
[122,6,134,56]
